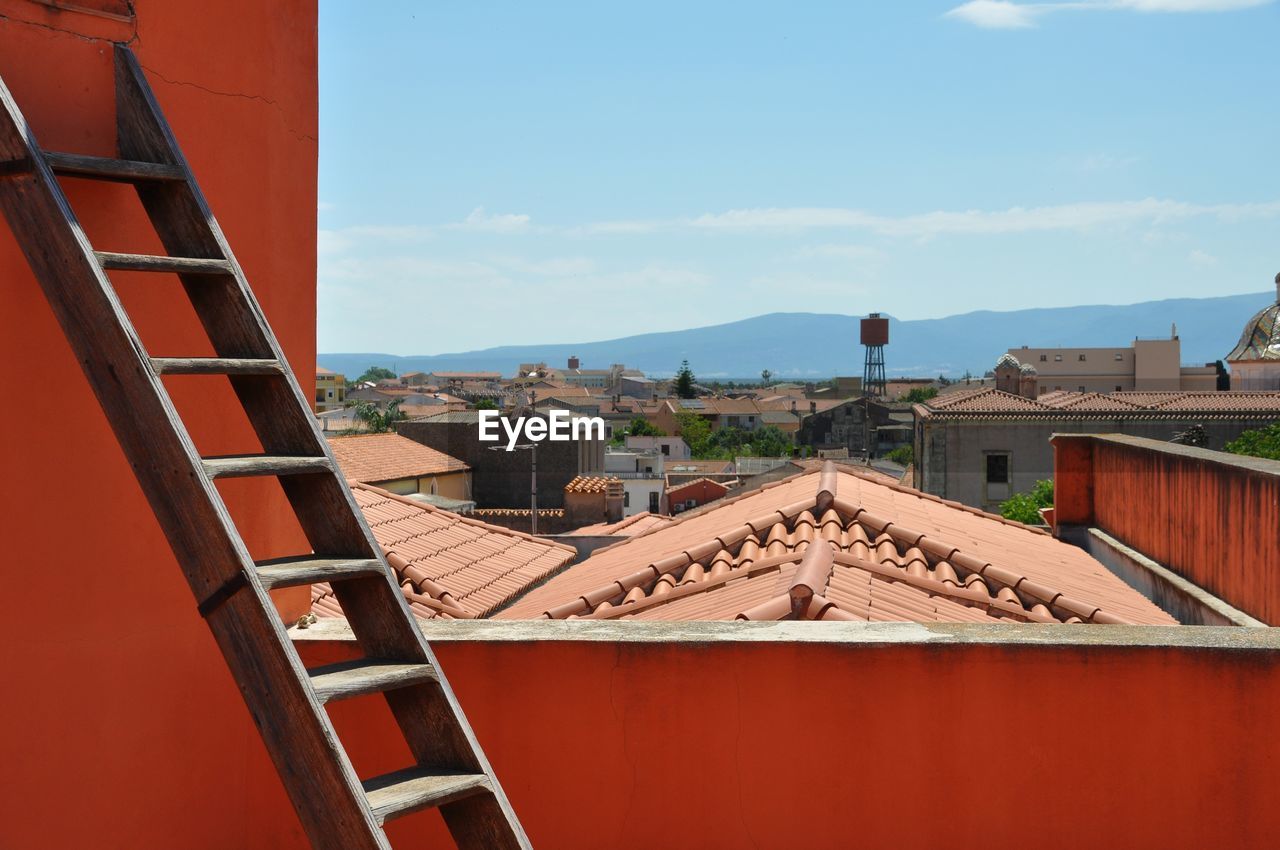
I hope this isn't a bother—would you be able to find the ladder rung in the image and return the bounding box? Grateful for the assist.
[151,357,283,376]
[201,454,332,479]
[256,556,385,590]
[44,151,185,183]
[96,251,232,275]
[362,768,492,826]
[308,658,439,704]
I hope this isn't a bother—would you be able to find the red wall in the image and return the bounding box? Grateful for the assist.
[1054,435,1280,624]
[301,632,1280,850]
[0,3,317,847]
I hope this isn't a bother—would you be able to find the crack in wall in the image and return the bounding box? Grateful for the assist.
[139,62,317,144]
[0,11,137,45]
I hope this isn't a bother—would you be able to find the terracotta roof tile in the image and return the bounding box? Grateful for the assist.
[924,389,1280,419]
[496,463,1176,626]
[327,433,468,483]
[311,484,575,620]
[564,475,621,494]
[565,512,676,537]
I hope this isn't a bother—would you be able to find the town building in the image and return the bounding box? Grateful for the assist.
[1002,333,1219,396]
[1225,272,1280,390]
[624,434,691,459]
[398,410,605,508]
[665,476,730,513]
[604,446,668,515]
[314,366,346,411]
[797,397,910,457]
[327,432,471,500]
[912,387,1280,510]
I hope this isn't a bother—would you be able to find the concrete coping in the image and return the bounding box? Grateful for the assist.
[1051,432,1280,477]
[290,617,1280,650]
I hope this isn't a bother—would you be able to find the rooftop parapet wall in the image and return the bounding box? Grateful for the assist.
[1052,433,1280,624]
[294,620,1280,850]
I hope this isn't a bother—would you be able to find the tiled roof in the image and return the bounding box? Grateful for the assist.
[564,475,622,494]
[923,389,1280,419]
[666,477,730,498]
[327,433,469,483]
[565,512,677,537]
[312,484,576,620]
[497,463,1176,625]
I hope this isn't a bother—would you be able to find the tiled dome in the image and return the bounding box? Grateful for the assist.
[1226,272,1280,362]
[994,353,1021,370]
[1019,363,1038,375]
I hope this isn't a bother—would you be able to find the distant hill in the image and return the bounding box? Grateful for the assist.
[319,290,1271,380]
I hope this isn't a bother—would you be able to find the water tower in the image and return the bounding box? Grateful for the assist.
[861,313,888,397]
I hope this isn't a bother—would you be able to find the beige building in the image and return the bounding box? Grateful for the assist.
[1004,335,1218,396]
[314,366,346,411]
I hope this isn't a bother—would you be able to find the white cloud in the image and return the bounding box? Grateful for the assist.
[945,0,1272,28]
[584,199,1280,239]
[1189,248,1217,265]
[455,206,532,233]
[946,1,1043,28]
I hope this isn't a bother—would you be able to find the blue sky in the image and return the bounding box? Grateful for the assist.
[318,0,1279,354]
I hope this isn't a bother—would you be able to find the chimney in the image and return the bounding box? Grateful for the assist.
[604,479,624,522]
[568,355,580,370]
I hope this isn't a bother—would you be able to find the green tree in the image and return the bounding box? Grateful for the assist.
[474,398,499,411]
[674,360,697,399]
[901,386,939,404]
[761,369,773,386]
[999,479,1054,526]
[885,445,914,466]
[625,417,666,438]
[355,366,396,384]
[674,409,713,457]
[1225,422,1280,460]
[351,399,405,433]
[746,425,791,458]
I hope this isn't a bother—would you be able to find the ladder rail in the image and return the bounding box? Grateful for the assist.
[111,47,531,847]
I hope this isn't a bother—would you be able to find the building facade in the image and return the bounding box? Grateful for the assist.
[912,388,1280,510]
[1004,335,1219,396]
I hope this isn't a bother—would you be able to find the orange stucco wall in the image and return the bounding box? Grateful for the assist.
[0,2,317,847]
[301,631,1280,850]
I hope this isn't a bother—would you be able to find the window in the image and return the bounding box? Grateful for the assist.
[660,444,669,455]
[1078,354,1087,361]
[1114,353,1124,361]
[1054,354,1063,361]
[1055,385,1062,391]
[623,492,630,507]
[985,454,1009,484]
[1079,386,1086,392]
[1039,354,1047,362]
[1116,385,1123,392]
[649,492,661,513]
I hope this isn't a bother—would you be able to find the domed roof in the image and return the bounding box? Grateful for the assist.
[1226,273,1280,362]
[1019,363,1038,375]
[995,353,1021,370]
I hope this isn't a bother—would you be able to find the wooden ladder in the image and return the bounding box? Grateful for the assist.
[0,45,530,850]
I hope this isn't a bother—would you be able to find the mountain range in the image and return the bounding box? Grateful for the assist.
[319,290,1272,381]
